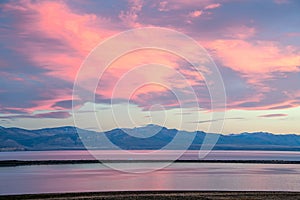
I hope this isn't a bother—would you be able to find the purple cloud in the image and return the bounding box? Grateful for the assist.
[259,114,288,118]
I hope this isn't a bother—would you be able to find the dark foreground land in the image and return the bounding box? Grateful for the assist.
[1,191,300,200]
[1,159,300,167]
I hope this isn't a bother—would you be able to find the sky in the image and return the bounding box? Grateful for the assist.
[0,0,300,134]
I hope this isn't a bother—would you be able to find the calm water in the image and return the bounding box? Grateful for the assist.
[1,151,300,195]
[1,150,300,161]
[1,162,300,195]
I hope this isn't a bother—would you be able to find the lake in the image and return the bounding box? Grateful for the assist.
[1,150,300,195]
[1,162,300,195]
[1,150,300,161]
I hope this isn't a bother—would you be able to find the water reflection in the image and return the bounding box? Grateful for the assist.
[1,150,300,161]
[1,163,300,195]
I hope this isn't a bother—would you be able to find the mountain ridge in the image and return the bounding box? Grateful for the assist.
[1,125,300,151]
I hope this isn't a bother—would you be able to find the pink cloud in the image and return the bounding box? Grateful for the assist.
[2,0,300,116]
[3,0,210,113]
[204,39,300,74]
[224,25,256,39]
[2,0,116,81]
[153,0,221,11]
[185,2,221,22]
[204,3,221,10]
[286,32,300,38]
[189,10,203,18]
[93,49,182,99]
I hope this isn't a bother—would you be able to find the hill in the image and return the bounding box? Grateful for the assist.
[1,125,300,151]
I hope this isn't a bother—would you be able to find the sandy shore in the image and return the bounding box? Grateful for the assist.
[1,191,300,200]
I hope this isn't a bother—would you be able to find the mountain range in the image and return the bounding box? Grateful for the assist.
[1,125,300,151]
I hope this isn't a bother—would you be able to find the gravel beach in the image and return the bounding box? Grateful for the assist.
[1,191,300,200]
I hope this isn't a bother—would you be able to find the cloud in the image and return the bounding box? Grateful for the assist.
[192,117,244,124]
[0,72,73,114]
[157,1,169,12]
[152,0,221,11]
[131,89,180,111]
[119,0,143,28]
[1,0,300,121]
[223,25,256,40]
[1,0,116,81]
[204,39,300,74]
[34,111,71,119]
[204,3,221,10]
[51,100,83,109]
[189,10,203,18]
[228,69,300,110]
[258,114,288,118]
[0,111,71,119]
[185,2,221,23]
[0,0,119,117]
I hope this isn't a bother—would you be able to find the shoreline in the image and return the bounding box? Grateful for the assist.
[1,159,300,167]
[1,191,300,200]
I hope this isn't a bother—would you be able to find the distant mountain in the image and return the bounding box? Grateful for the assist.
[1,125,300,151]
[0,126,87,151]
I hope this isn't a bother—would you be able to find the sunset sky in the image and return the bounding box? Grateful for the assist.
[0,0,300,134]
